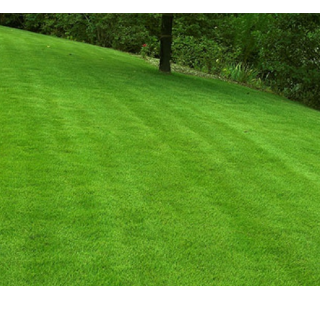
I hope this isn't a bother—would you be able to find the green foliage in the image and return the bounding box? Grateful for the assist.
[172,36,225,74]
[2,13,320,108]
[222,62,260,85]
[140,37,159,59]
[256,14,320,108]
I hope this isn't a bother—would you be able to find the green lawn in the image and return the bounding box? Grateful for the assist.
[1,25,320,285]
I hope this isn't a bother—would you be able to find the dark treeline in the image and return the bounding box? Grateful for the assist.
[1,13,320,109]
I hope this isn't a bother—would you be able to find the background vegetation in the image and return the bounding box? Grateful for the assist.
[1,13,320,108]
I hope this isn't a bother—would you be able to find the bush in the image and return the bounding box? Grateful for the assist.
[257,14,320,108]
[222,62,260,84]
[172,36,226,74]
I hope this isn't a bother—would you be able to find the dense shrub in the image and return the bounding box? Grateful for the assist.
[256,14,320,108]
[171,36,226,74]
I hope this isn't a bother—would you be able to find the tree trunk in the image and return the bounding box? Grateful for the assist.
[159,14,173,73]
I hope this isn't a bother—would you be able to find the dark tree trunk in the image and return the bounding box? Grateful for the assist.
[159,13,173,73]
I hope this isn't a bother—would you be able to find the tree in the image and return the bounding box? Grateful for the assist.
[159,14,173,73]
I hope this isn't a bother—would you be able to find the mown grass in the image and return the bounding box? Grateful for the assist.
[1,26,320,285]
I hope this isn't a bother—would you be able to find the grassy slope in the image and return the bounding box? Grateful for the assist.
[1,26,320,285]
